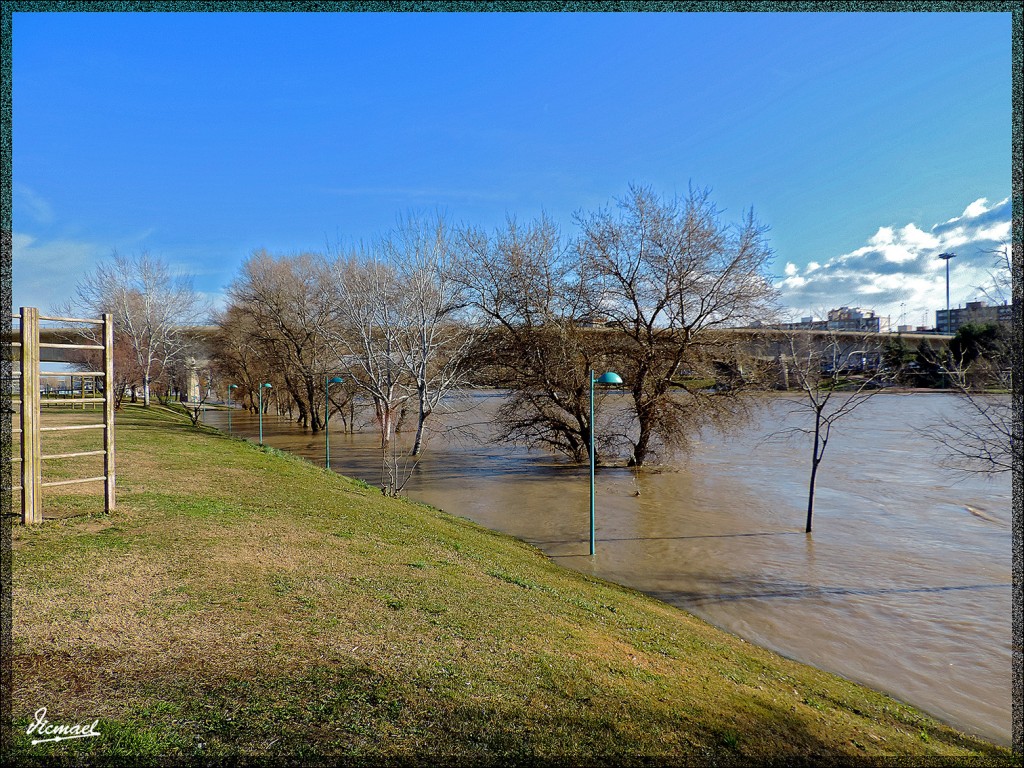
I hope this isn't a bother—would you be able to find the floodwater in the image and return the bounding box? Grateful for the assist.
[202,391,1012,746]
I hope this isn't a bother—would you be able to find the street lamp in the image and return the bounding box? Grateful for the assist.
[938,252,956,333]
[325,375,344,470]
[258,383,272,444]
[589,369,623,556]
[227,384,237,434]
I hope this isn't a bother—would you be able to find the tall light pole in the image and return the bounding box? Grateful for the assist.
[938,252,956,333]
[325,375,344,470]
[258,383,272,444]
[227,384,237,434]
[589,369,623,556]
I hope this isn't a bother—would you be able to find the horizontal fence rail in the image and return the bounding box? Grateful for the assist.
[38,342,105,351]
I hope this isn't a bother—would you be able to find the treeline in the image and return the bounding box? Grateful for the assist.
[212,184,779,471]
[63,186,1011,497]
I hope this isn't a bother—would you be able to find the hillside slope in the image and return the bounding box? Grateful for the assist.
[9,405,1013,763]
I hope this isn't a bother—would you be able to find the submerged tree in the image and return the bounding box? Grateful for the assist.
[773,331,894,533]
[320,214,474,494]
[224,251,336,431]
[577,184,779,466]
[456,214,609,463]
[381,213,476,456]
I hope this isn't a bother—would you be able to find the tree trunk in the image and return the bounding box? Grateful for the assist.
[806,416,822,533]
[411,382,428,456]
[627,369,656,467]
[629,409,654,467]
[142,374,151,407]
[307,378,322,433]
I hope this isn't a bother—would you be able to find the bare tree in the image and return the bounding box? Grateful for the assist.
[209,305,274,414]
[456,214,609,463]
[319,216,478,493]
[71,252,208,407]
[925,332,1013,475]
[382,212,476,456]
[919,244,1014,474]
[321,250,427,495]
[924,379,1012,474]
[577,184,779,466]
[772,331,894,533]
[323,251,414,460]
[224,251,336,431]
[977,242,1011,306]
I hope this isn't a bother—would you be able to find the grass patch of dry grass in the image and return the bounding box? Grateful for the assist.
[9,404,1015,764]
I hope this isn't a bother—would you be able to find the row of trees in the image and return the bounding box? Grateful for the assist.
[65,187,1013,508]
[212,185,780,491]
[64,253,209,409]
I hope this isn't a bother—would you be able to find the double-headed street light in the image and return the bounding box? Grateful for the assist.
[227,383,237,434]
[938,252,956,333]
[258,383,273,444]
[589,369,623,556]
[325,375,344,470]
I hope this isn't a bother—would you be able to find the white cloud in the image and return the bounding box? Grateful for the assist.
[961,198,989,219]
[897,223,939,250]
[975,221,1011,243]
[12,233,108,313]
[776,196,1012,328]
[868,226,894,246]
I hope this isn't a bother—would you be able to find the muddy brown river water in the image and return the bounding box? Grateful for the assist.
[202,391,1012,745]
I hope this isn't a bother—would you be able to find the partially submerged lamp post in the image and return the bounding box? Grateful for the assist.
[589,369,623,556]
[325,375,344,470]
[258,382,272,445]
[227,383,237,434]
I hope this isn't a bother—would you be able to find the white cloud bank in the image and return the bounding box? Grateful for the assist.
[777,197,1011,328]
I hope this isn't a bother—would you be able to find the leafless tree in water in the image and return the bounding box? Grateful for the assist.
[456,214,608,463]
[769,331,895,533]
[320,214,475,494]
[224,251,336,431]
[576,184,779,466]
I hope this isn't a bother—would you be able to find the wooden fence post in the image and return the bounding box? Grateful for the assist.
[103,312,116,513]
[20,307,42,525]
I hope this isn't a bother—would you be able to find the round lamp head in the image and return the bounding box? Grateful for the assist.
[596,372,623,385]
[261,383,272,389]
[328,376,344,384]
[228,384,237,389]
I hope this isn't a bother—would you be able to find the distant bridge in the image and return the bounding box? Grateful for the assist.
[6,320,952,396]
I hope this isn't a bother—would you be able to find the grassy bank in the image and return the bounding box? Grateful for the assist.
[9,405,1013,764]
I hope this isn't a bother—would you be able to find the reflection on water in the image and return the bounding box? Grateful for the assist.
[204,392,1012,745]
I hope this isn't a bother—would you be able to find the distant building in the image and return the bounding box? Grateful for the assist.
[775,306,886,333]
[825,306,885,333]
[936,300,1013,335]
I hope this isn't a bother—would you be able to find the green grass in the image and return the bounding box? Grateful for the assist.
[9,405,1015,764]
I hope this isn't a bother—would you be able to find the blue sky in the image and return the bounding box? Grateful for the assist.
[11,10,1012,328]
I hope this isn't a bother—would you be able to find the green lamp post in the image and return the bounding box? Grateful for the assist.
[258,383,272,445]
[325,375,344,469]
[590,369,623,556]
[227,384,237,434]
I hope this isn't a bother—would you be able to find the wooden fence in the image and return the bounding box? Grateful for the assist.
[11,307,115,524]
